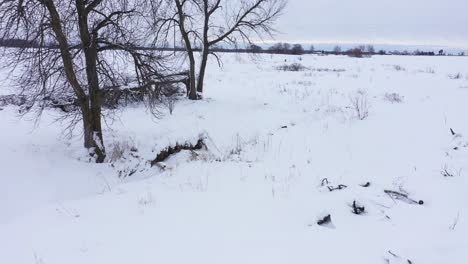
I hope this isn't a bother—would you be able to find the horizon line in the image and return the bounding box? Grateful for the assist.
[255,39,468,50]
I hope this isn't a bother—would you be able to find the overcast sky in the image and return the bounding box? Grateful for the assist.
[271,0,468,48]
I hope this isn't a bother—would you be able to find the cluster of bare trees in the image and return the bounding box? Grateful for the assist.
[332,45,375,57]
[0,0,285,163]
[268,43,305,55]
[154,0,286,99]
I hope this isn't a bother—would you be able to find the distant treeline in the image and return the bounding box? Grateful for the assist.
[251,43,466,57]
[0,39,465,57]
[0,38,40,48]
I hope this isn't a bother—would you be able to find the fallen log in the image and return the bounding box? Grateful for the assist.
[0,72,190,112]
[151,139,206,166]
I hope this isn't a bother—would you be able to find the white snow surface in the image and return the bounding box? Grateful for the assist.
[1,54,468,264]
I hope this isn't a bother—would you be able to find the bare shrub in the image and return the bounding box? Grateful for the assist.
[441,164,462,177]
[162,84,183,115]
[229,134,243,156]
[394,65,406,71]
[449,73,463,79]
[276,63,308,72]
[333,46,342,54]
[268,42,291,54]
[291,44,305,55]
[350,91,370,120]
[295,80,314,86]
[449,212,460,230]
[0,94,27,107]
[346,46,371,58]
[279,83,314,100]
[138,191,155,206]
[366,45,375,54]
[164,97,176,115]
[347,48,364,58]
[311,68,346,73]
[108,140,138,163]
[384,93,404,103]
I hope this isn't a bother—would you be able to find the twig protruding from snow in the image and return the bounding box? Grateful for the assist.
[384,190,424,205]
[385,250,413,264]
[317,214,332,226]
[321,178,329,186]
[360,182,371,187]
[327,184,348,192]
[450,128,462,138]
[441,165,454,177]
[449,212,460,230]
[351,200,365,215]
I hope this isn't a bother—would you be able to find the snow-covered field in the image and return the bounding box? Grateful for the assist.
[1,54,467,263]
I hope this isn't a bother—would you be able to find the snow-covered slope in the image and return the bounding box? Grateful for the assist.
[1,54,467,264]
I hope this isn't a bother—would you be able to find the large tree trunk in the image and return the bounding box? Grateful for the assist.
[81,104,105,163]
[81,59,106,162]
[175,0,199,100]
[196,48,209,95]
[187,54,197,100]
[44,0,105,162]
[77,1,106,162]
[197,4,210,95]
[82,38,106,163]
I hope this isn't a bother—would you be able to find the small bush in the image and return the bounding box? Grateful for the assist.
[268,42,291,54]
[164,96,176,115]
[350,91,370,120]
[276,63,308,72]
[449,73,462,79]
[0,94,27,106]
[366,45,375,54]
[347,48,364,58]
[425,67,435,74]
[384,93,404,103]
[333,46,342,54]
[108,140,137,163]
[346,46,371,58]
[291,44,305,55]
[393,65,406,71]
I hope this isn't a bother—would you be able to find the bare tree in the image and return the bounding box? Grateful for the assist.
[333,45,342,54]
[154,0,286,100]
[268,42,290,54]
[357,45,366,52]
[347,47,364,58]
[0,0,164,163]
[309,45,315,53]
[249,44,263,53]
[291,44,304,55]
[366,45,375,54]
